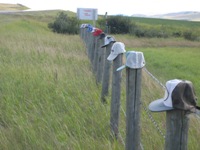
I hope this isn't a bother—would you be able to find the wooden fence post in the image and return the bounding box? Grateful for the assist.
[93,36,100,76]
[82,28,86,43]
[96,38,105,84]
[119,51,145,150]
[84,28,87,43]
[84,28,89,55]
[148,79,196,150]
[86,32,92,61]
[101,42,114,103]
[80,27,83,39]
[89,34,95,64]
[126,67,142,150]
[110,53,123,139]
[165,110,189,150]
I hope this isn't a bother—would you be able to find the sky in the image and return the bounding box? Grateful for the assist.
[1,0,200,16]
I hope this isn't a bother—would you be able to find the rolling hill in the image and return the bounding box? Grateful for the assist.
[1,3,200,21]
[132,11,200,21]
[152,11,200,21]
[0,3,29,11]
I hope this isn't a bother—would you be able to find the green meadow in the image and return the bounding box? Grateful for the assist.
[0,11,200,150]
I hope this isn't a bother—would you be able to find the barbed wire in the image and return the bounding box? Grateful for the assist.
[82,33,165,148]
[120,67,166,139]
[142,67,166,139]
[119,106,144,150]
[142,103,166,139]
[143,67,166,90]
[118,67,166,149]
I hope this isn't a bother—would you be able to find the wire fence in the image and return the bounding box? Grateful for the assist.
[79,27,200,150]
[79,28,165,150]
[118,67,166,149]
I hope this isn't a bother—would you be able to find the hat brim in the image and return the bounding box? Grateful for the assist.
[148,99,174,112]
[101,44,109,48]
[98,33,106,39]
[107,54,118,61]
[101,41,116,48]
[116,65,126,71]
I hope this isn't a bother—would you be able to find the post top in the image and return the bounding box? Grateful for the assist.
[117,51,145,71]
[149,79,199,113]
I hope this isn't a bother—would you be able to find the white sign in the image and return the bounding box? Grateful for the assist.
[77,8,98,20]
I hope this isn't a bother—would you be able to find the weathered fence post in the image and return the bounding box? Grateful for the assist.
[84,28,89,54]
[117,51,145,150]
[100,35,116,103]
[110,54,123,138]
[80,24,86,40]
[92,30,104,79]
[93,36,99,73]
[84,25,92,56]
[108,42,126,139]
[101,43,113,102]
[96,34,106,84]
[126,67,142,150]
[165,110,189,150]
[80,25,82,39]
[88,33,95,63]
[85,25,94,61]
[82,27,87,44]
[148,79,200,150]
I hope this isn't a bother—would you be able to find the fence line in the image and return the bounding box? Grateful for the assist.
[79,24,199,150]
[110,53,123,139]
[143,67,166,89]
[79,25,166,149]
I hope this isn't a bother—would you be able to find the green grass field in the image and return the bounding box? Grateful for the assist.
[0,11,200,150]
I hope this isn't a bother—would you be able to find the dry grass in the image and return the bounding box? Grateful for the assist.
[0,3,29,11]
[114,34,200,48]
[1,10,200,150]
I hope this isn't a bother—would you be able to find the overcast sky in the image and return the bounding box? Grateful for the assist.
[1,0,200,16]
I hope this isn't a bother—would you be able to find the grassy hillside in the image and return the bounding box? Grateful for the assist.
[0,11,200,150]
[131,16,200,28]
[115,34,200,101]
[0,11,118,150]
[126,16,200,40]
[0,3,29,11]
[154,11,200,22]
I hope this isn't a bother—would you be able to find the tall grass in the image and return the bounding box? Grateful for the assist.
[1,12,200,150]
[0,13,124,150]
[115,35,200,149]
[114,34,200,101]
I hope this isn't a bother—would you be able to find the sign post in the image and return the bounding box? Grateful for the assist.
[77,8,98,26]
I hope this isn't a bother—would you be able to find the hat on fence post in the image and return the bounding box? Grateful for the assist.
[87,24,94,32]
[80,24,88,28]
[92,28,103,36]
[116,51,145,71]
[98,32,106,39]
[107,42,126,61]
[101,35,116,48]
[148,79,200,113]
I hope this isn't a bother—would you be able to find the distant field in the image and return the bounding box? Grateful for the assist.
[131,16,200,28]
[0,3,29,11]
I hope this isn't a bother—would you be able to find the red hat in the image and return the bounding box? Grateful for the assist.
[93,28,103,36]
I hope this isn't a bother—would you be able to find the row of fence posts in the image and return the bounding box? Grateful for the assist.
[79,24,196,150]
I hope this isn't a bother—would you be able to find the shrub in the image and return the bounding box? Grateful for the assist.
[131,26,145,37]
[183,31,199,41]
[106,15,132,34]
[48,12,80,34]
[130,25,169,38]
[172,31,182,37]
